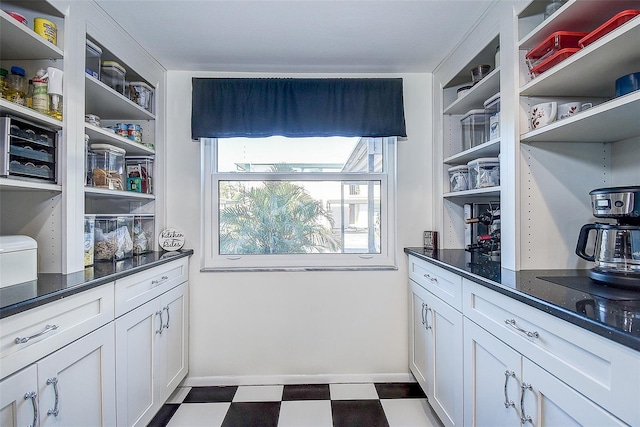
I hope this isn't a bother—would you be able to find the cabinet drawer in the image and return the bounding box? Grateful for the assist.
[115,257,188,317]
[0,284,114,379]
[409,255,462,311]
[463,279,640,427]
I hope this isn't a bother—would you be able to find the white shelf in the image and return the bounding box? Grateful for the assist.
[444,186,501,200]
[0,99,63,129]
[521,91,640,143]
[0,177,61,192]
[520,16,640,97]
[85,76,155,121]
[85,187,155,200]
[444,139,500,165]
[85,124,155,156]
[0,10,63,60]
[444,68,500,115]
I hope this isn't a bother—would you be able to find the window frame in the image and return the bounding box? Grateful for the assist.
[200,137,397,271]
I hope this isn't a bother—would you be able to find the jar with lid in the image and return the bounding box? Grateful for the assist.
[0,68,9,99]
[6,66,27,105]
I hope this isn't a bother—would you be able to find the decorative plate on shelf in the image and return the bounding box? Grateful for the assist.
[158,228,185,251]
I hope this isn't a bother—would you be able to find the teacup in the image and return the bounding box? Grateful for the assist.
[558,102,581,120]
[530,102,557,129]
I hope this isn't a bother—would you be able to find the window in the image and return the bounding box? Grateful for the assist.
[202,136,397,270]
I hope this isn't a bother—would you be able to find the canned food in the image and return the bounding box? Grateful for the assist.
[115,123,128,137]
[34,18,57,45]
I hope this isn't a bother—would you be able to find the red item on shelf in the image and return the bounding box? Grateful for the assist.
[578,10,640,48]
[529,48,580,77]
[525,31,588,63]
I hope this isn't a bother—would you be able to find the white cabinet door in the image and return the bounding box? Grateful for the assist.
[0,365,38,427]
[464,318,522,427]
[157,282,189,399]
[409,280,430,392]
[37,324,116,427]
[522,359,627,427]
[115,298,162,427]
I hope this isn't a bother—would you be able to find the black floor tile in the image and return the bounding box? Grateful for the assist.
[282,383,331,401]
[331,400,390,427]
[374,382,426,399]
[183,385,238,403]
[221,401,281,427]
[146,403,179,427]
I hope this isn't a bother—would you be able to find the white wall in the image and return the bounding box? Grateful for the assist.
[165,71,433,384]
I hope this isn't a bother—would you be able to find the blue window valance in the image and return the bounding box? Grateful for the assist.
[191,78,407,139]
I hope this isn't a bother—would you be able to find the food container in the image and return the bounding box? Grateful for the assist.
[525,31,587,71]
[615,72,640,97]
[127,124,142,144]
[115,123,129,137]
[129,81,154,111]
[483,93,500,140]
[86,40,103,79]
[448,165,469,192]
[85,114,101,127]
[84,215,95,267]
[467,157,500,189]
[460,109,487,151]
[100,61,126,95]
[89,143,126,190]
[0,235,37,288]
[528,48,580,77]
[132,215,155,254]
[579,10,640,48]
[6,11,27,25]
[94,215,134,261]
[470,64,491,85]
[457,85,473,99]
[126,156,153,194]
[34,18,57,45]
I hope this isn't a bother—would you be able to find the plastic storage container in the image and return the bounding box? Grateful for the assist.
[484,93,500,141]
[467,157,500,189]
[84,215,95,267]
[525,31,587,70]
[94,215,134,261]
[132,215,155,254]
[126,156,153,194]
[129,81,154,111]
[461,109,487,151]
[579,10,640,48]
[448,165,469,192]
[86,40,102,79]
[528,48,580,77]
[100,61,126,95]
[89,143,126,191]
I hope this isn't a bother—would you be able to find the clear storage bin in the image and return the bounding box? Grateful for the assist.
[461,109,487,151]
[94,215,134,260]
[84,215,95,267]
[484,93,500,141]
[86,40,102,79]
[100,60,126,95]
[129,81,154,112]
[126,156,153,194]
[448,165,469,192]
[467,157,500,189]
[132,215,155,254]
[90,143,126,191]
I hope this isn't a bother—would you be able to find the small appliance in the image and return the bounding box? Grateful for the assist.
[576,186,640,288]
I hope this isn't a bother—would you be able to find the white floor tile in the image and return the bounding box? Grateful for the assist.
[166,386,191,404]
[381,398,443,427]
[233,385,284,402]
[329,383,378,400]
[167,402,230,427]
[278,400,333,427]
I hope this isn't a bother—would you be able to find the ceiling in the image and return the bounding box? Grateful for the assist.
[93,0,495,73]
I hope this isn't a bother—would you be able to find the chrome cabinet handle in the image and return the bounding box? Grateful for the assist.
[424,304,432,330]
[504,319,539,339]
[503,370,516,408]
[423,273,438,283]
[520,383,533,424]
[420,302,426,325]
[155,311,164,335]
[15,324,59,344]
[24,391,38,427]
[162,306,170,329]
[151,275,169,285]
[47,377,60,416]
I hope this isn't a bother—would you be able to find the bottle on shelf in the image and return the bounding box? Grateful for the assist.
[26,80,33,108]
[0,68,8,99]
[6,66,27,105]
[44,67,63,120]
[465,208,501,225]
[466,229,501,252]
[32,69,49,114]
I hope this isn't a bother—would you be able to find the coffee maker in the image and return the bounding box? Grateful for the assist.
[576,186,640,288]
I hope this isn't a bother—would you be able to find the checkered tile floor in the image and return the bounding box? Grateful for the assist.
[148,382,443,427]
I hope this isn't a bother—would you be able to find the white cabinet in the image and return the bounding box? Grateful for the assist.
[408,256,463,427]
[0,324,116,427]
[115,259,189,427]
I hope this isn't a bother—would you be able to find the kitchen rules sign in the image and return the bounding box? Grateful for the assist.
[159,228,185,251]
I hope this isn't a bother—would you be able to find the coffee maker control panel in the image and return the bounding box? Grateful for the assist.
[590,189,638,219]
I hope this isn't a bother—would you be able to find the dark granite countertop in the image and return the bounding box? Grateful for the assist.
[0,250,193,319]
[404,247,640,352]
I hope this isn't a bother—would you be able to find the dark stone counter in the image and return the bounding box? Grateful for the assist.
[405,248,640,352]
[0,250,193,319]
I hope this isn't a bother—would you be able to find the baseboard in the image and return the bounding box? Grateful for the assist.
[183,372,415,387]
